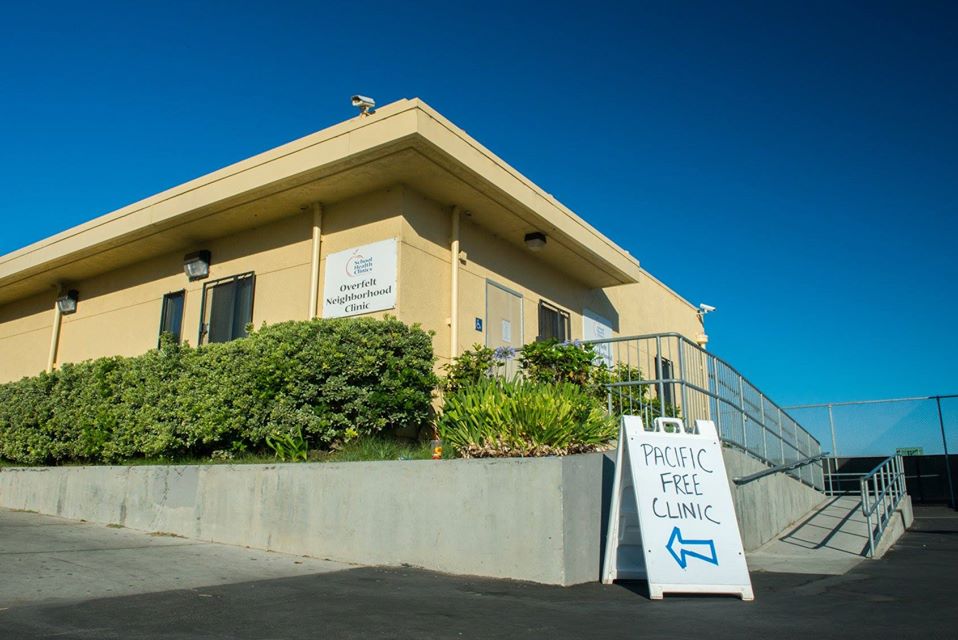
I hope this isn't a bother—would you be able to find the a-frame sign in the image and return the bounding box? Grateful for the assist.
[601,416,754,601]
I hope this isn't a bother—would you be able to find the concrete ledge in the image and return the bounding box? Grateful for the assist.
[874,494,914,558]
[0,456,606,586]
[0,447,827,585]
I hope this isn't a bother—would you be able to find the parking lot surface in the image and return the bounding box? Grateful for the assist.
[1,506,955,639]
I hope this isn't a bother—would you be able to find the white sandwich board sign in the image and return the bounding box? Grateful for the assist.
[323,239,397,318]
[601,416,754,600]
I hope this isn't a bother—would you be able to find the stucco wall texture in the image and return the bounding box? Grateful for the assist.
[0,183,700,382]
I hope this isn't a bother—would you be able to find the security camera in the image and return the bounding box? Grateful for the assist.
[351,95,376,115]
[698,303,716,314]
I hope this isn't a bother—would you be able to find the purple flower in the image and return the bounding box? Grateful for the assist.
[493,346,516,361]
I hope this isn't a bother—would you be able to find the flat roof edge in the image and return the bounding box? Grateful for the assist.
[0,99,419,270]
[1,98,644,291]
[410,101,641,275]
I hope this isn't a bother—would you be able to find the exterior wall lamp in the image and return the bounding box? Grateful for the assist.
[524,232,547,251]
[183,250,212,281]
[56,289,79,315]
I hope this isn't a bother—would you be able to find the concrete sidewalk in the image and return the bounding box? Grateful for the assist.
[747,495,871,574]
[747,493,913,575]
[0,508,350,608]
[1,506,956,639]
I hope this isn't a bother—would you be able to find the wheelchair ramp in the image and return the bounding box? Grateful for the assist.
[746,494,910,575]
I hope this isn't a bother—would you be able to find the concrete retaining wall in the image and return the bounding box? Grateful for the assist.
[0,447,825,585]
[875,494,914,558]
[0,455,606,586]
[722,448,827,551]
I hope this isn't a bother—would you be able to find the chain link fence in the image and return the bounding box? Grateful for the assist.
[784,396,957,458]
[786,395,958,506]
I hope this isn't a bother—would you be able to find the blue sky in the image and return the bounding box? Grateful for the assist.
[2,1,956,411]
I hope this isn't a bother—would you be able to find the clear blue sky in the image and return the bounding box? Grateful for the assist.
[2,1,956,408]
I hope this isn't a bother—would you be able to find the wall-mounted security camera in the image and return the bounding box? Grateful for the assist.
[351,95,376,116]
[698,303,716,314]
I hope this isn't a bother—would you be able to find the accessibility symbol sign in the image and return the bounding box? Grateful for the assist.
[602,417,754,600]
[666,526,718,569]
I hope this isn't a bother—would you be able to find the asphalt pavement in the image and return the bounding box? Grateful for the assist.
[1,505,956,639]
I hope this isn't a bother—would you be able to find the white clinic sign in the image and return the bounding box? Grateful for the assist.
[583,309,613,367]
[322,239,397,318]
[602,416,754,600]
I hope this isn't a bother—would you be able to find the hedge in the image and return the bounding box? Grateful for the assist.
[0,317,437,465]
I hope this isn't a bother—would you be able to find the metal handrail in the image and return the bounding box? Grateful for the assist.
[733,453,830,485]
[581,332,825,490]
[614,376,797,446]
[585,332,819,445]
[856,455,907,557]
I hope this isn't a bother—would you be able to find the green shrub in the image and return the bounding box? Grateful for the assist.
[439,344,504,393]
[442,340,603,395]
[443,341,679,429]
[438,378,616,458]
[0,317,436,465]
[518,339,606,392]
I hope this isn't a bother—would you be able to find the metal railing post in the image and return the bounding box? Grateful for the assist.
[738,376,748,453]
[879,467,886,529]
[827,404,838,459]
[897,455,906,498]
[678,339,690,424]
[710,355,723,438]
[875,471,885,538]
[862,476,875,557]
[655,336,665,420]
[760,395,768,461]
[778,408,786,465]
[935,396,956,509]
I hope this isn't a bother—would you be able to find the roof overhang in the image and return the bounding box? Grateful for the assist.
[0,99,642,305]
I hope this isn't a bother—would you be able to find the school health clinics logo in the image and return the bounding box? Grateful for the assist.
[345,250,374,277]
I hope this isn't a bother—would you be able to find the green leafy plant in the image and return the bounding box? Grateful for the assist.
[444,341,680,429]
[266,427,308,462]
[438,378,617,458]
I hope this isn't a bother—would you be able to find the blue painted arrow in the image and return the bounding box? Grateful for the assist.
[666,526,719,569]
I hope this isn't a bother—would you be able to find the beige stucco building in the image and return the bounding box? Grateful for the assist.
[0,98,704,384]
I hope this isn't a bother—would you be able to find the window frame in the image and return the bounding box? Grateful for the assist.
[197,272,256,345]
[537,300,571,343]
[158,289,186,347]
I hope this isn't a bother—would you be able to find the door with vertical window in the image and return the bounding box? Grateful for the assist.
[485,281,523,378]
